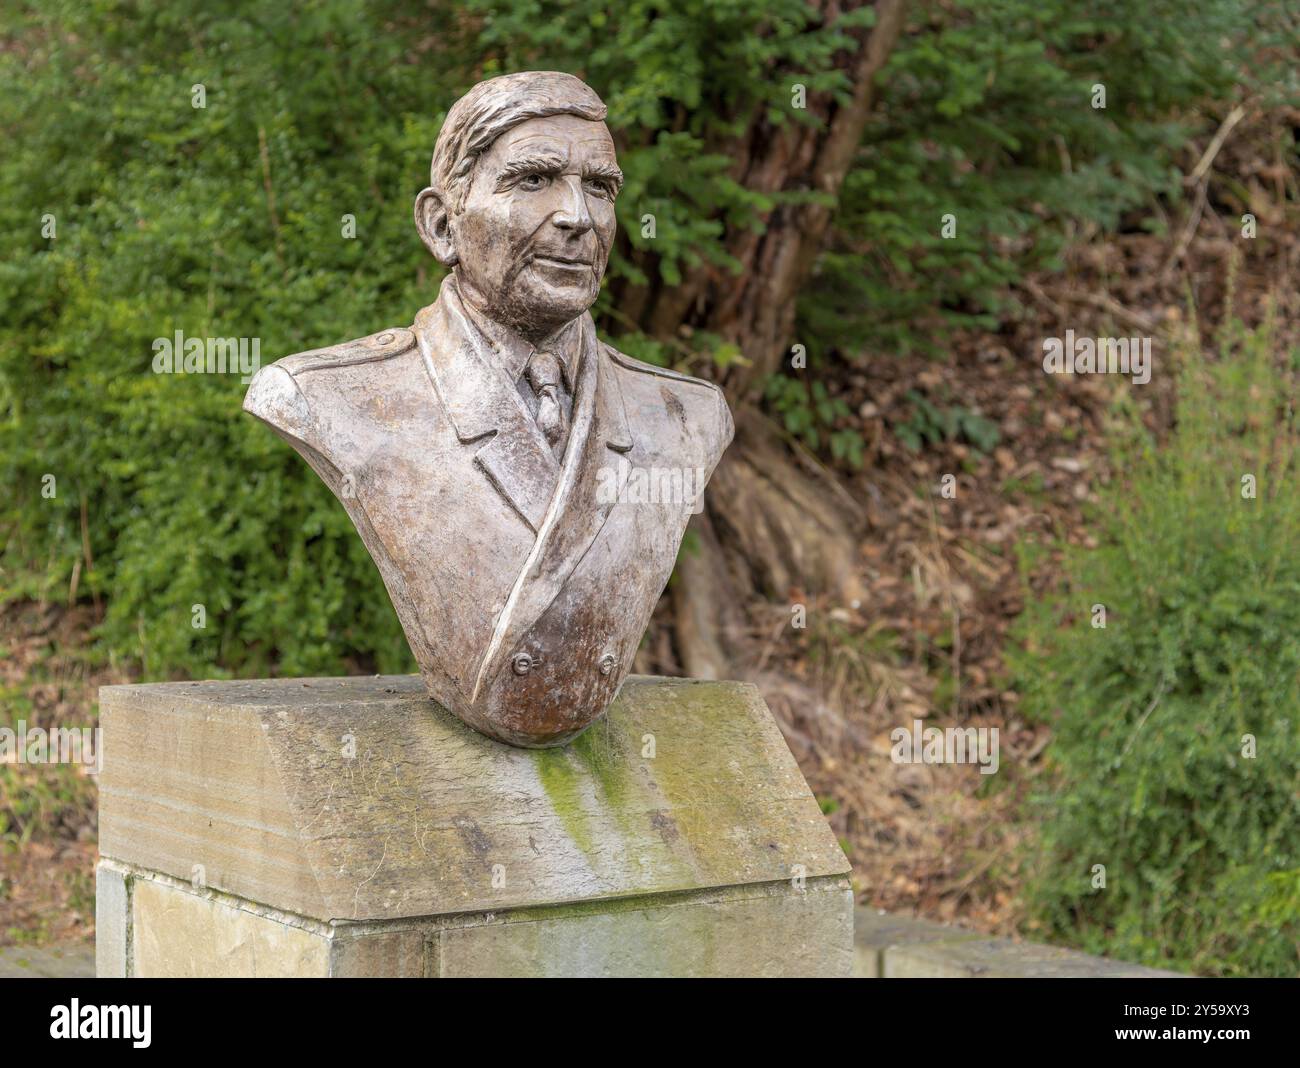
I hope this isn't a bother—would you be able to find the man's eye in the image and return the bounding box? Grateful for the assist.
[518,173,547,191]
[584,179,614,199]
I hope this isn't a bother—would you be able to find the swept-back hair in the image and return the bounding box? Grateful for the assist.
[430,71,607,211]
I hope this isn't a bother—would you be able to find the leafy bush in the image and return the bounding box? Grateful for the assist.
[785,0,1296,464]
[0,1,476,678]
[1009,319,1300,976]
[892,389,1000,452]
[807,0,1297,361]
[764,375,862,466]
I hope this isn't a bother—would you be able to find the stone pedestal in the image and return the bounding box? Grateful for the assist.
[96,674,853,977]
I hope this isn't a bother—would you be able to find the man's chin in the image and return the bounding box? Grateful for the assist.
[516,275,600,324]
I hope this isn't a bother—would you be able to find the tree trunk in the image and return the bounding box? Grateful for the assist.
[613,0,908,400]
[611,1,908,685]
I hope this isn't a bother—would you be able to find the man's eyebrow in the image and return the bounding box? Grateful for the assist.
[583,161,624,189]
[496,150,566,180]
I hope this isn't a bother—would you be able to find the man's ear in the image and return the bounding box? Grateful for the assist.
[414,187,458,267]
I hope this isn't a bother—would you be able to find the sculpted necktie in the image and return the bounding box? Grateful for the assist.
[526,350,567,455]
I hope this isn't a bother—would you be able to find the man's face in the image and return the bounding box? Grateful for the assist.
[449,113,621,338]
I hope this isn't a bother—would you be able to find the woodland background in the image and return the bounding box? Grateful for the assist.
[2,0,1298,975]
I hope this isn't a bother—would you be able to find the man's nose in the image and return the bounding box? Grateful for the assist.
[551,175,593,234]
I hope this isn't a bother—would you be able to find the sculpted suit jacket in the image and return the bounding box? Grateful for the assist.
[244,278,733,747]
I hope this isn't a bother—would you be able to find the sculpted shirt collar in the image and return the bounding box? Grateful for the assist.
[456,283,580,391]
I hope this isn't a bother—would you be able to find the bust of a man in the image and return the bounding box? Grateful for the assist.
[244,71,733,747]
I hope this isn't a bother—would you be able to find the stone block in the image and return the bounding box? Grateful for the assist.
[95,860,129,978]
[883,936,1184,978]
[435,879,853,978]
[131,877,331,978]
[852,909,982,978]
[853,908,1185,978]
[0,942,95,979]
[98,674,853,977]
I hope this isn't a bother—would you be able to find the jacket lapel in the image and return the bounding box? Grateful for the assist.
[472,321,634,700]
[416,281,559,533]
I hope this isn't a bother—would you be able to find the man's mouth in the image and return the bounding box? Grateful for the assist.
[532,252,593,268]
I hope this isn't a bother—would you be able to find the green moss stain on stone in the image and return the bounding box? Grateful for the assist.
[620,681,765,882]
[570,718,631,812]
[531,715,652,870]
[532,679,810,892]
[532,745,596,857]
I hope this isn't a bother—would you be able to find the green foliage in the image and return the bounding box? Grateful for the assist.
[783,0,1295,468]
[0,659,96,848]
[805,0,1297,359]
[0,0,467,678]
[0,762,93,850]
[1009,321,1300,976]
[764,375,861,466]
[893,389,1000,453]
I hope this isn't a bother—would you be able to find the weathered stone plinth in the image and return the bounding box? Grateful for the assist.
[96,675,853,977]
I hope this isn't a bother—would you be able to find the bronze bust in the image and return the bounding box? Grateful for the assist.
[244,71,733,747]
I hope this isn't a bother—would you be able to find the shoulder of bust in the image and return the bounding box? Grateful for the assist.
[243,326,417,442]
[603,342,735,448]
[602,342,717,392]
[276,326,416,377]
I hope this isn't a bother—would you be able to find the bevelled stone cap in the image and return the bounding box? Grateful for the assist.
[98,675,850,923]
